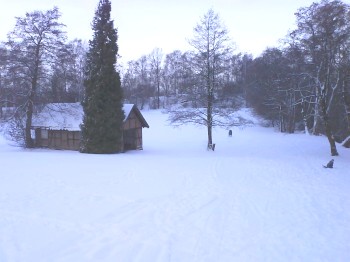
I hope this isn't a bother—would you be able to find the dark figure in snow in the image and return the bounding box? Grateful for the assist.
[228,130,232,137]
[323,159,334,168]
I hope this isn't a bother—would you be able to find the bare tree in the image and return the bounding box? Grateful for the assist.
[150,48,163,109]
[6,7,66,147]
[168,9,238,149]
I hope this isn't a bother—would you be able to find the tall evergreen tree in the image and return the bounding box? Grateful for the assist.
[80,0,124,153]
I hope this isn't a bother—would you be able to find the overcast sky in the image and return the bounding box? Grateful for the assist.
[0,0,342,63]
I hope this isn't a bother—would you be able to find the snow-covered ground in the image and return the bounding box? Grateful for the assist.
[0,109,349,262]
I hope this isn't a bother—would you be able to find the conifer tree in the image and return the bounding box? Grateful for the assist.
[80,0,124,153]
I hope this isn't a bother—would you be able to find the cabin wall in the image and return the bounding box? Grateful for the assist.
[35,128,80,150]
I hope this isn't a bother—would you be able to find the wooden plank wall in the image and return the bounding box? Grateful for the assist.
[36,129,81,150]
[48,130,81,150]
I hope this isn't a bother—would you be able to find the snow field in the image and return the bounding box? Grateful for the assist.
[0,109,349,261]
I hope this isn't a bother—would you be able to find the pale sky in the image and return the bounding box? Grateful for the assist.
[0,0,340,63]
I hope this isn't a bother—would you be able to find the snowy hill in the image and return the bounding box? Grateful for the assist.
[0,109,349,261]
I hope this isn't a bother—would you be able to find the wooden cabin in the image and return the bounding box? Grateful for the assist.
[32,103,149,151]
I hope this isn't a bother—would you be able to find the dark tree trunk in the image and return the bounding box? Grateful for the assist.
[25,47,40,148]
[320,94,339,156]
[342,81,350,137]
[325,120,339,156]
[157,81,160,109]
[207,114,213,146]
[25,97,34,148]
[207,89,213,147]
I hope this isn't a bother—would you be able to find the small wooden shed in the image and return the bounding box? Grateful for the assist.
[32,103,149,151]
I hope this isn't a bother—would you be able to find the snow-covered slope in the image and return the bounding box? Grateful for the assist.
[0,109,349,262]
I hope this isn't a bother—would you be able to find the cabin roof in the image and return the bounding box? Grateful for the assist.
[125,104,150,128]
[32,103,149,131]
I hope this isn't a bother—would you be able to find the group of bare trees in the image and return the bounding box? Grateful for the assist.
[122,48,168,110]
[122,45,243,112]
[245,0,350,155]
[0,8,87,146]
[121,1,350,155]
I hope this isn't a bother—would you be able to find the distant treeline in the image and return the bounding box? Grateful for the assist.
[1,0,349,149]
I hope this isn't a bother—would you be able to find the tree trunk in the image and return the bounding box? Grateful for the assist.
[25,84,37,148]
[320,95,339,156]
[207,122,213,147]
[206,72,214,148]
[157,80,160,109]
[25,46,40,148]
[25,98,34,148]
[207,93,213,147]
[342,80,350,136]
[303,116,310,135]
[288,93,296,133]
[312,92,321,135]
[324,119,339,156]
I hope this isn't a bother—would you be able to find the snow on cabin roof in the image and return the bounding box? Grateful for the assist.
[123,104,134,120]
[32,103,144,131]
